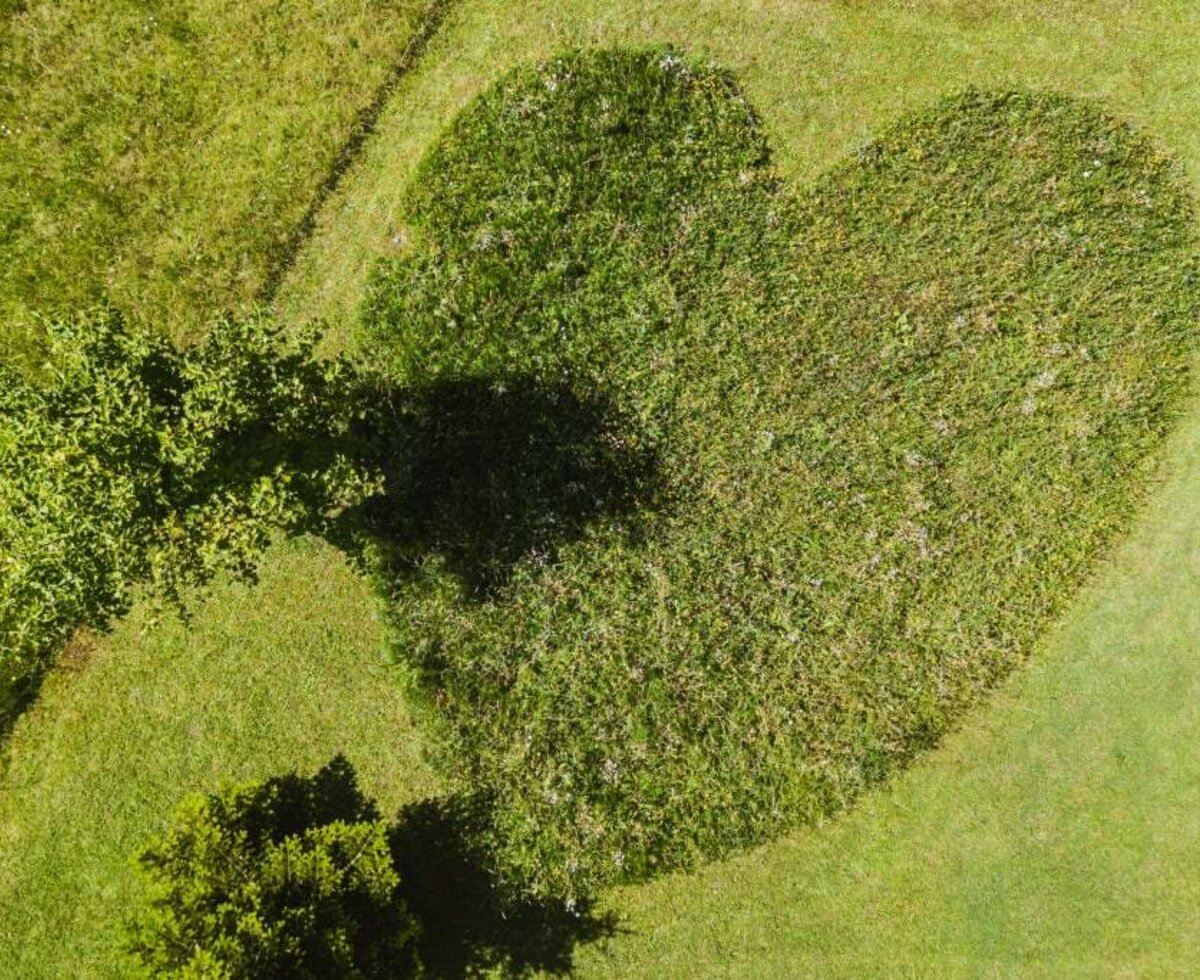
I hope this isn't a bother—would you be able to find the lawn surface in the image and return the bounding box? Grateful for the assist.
[0,0,432,361]
[3,0,1200,976]
[358,53,1197,900]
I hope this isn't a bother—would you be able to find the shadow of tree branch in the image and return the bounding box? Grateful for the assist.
[336,373,660,601]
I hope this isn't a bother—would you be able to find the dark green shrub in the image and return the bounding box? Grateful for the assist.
[0,308,376,726]
[125,756,421,978]
[362,49,1200,899]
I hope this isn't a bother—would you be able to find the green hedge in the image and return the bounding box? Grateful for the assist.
[363,49,1200,899]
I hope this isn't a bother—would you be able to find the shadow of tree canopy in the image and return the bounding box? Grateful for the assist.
[235,752,384,839]
[390,794,620,978]
[341,374,660,600]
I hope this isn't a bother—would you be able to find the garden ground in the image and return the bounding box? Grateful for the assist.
[2,0,1200,975]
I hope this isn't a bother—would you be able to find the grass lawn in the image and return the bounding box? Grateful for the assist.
[356,52,1196,900]
[0,539,439,976]
[576,398,1200,976]
[3,0,1200,975]
[0,0,433,362]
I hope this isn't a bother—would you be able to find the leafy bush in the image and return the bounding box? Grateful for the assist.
[0,308,376,725]
[125,756,421,978]
[363,49,1200,899]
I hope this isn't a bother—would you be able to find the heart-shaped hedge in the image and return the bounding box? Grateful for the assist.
[362,48,1200,899]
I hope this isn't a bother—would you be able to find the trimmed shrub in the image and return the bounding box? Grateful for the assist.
[363,49,1200,899]
[125,756,421,978]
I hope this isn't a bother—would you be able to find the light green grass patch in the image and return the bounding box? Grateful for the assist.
[0,538,437,978]
[0,0,430,362]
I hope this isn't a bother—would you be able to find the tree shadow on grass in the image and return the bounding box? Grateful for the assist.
[339,374,660,601]
[161,754,617,978]
[179,758,617,976]
[391,794,620,978]
[1,670,45,747]
[2,374,656,745]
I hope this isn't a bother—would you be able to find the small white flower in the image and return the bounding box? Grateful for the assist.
[601,758,619,784]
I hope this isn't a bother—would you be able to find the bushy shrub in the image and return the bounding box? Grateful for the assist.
[363,49,1200,899]
[125,756,421,978]
[0,308,377,724]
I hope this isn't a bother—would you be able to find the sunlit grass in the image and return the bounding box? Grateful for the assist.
[0,539,437,977]
[2,0,1200,974]
[0,0,429,361]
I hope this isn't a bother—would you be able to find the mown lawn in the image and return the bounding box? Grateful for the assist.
[2,0,1200,976]
[0,0,432,361]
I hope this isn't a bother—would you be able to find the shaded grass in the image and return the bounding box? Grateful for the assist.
[360,51,1198,897]
[0,0,431,364]
[3,0,1200,975]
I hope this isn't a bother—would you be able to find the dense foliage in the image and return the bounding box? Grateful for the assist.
[0,309,375,724]
[364,49,1200,899]
[126,756,421,978]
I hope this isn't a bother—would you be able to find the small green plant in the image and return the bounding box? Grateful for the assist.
[0,308,377,726]
[125,756,421,979]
